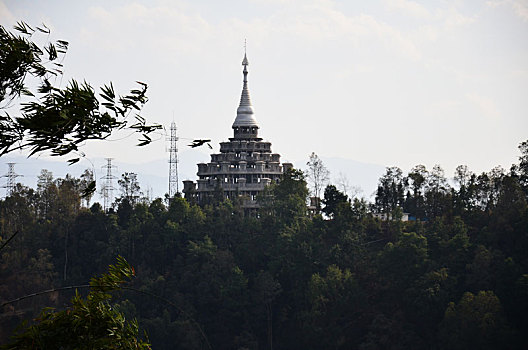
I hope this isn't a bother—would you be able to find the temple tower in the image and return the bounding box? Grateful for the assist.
[183,52,292,209]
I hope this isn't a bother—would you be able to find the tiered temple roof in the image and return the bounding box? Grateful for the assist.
[183,53,291,209]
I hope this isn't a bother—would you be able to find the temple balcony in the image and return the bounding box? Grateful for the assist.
[197,167,284,176]
[207,152,281,164]
[196,181,270,191]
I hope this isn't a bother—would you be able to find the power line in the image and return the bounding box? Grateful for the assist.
[168,121,179,200]
[101,158,117,212]
[1,163,22,198]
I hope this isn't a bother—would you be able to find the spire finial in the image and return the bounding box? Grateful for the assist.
[233,44,257,128]
[242,40,249,67]
[242,40,249,84]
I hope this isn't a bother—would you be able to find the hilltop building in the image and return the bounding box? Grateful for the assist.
[183,53,292,209]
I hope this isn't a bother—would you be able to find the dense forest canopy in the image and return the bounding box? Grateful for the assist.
[1,19,528,350]
[1,140,527,349]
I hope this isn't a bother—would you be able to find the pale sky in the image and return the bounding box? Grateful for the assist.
[1,0,527,186]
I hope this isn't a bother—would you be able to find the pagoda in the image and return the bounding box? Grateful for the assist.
[183,52,291,208]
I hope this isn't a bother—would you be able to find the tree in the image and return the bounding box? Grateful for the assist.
[260,168,309,226]
[36,169,57,220]
[306,152,330,211]
[377,232,429,292]
[453,165,474,214]
[80,168,95,206]
[518,139,528,193]
[0,183,37,236]
[305,265,364,349]
[118,172,141,206]
[438,291,516,350]
[424,165,450,218]
[405,164,428,218]
[0,21,162,346]
[454,165,472,189]
[253,271,281,350]
[336,172,350,196]
[55,174,84,281]
[1,257,150,349]
[375,166,405,217]
[322,184,349,218]
[0,22,161,165]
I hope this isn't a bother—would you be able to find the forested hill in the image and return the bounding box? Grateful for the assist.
[1,141,528,349]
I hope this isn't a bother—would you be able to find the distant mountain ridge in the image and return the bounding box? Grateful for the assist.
[317,156,386,199]
[1,153,385,202]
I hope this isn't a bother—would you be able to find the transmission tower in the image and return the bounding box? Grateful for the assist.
[168,121,179,200]
[101,158,117,211]
[2,163,22,198]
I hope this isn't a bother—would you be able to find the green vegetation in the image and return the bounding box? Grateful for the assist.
[1,257,149,349]
[1,141,528,349]
[1,19,527,350]
[0,22,161,166]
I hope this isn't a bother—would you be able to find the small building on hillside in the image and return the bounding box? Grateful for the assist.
[372,211,410,222]
[183,53,292,210]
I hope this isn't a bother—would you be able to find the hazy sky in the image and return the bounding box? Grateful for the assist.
[1,0,527,181]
